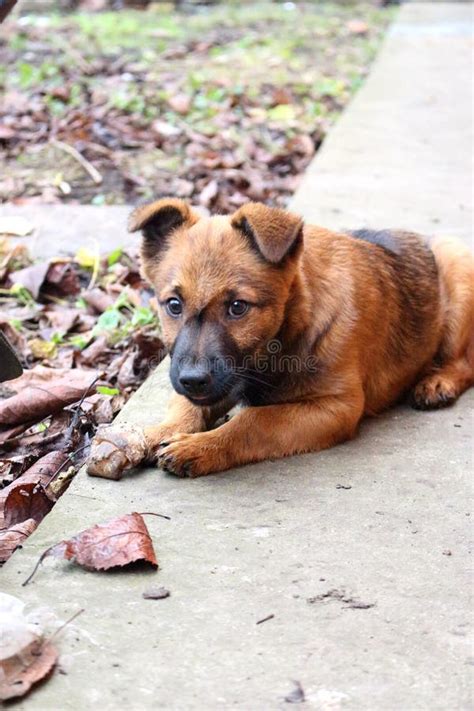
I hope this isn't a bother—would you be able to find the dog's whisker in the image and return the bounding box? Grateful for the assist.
[232,371,277,389]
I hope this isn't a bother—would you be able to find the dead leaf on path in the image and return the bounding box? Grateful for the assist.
[0,365,99,425]
[24,512,158,584]
[0,640,57,701]
[0,593,58,701]
[87,424,147,480]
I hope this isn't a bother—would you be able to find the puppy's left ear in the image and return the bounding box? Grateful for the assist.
[231,203,303,264]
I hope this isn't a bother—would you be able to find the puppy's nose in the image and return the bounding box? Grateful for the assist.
[179,369,211,396]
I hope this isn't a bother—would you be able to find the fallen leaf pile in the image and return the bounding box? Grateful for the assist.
[0,3,391,208]
[0,452,66,563]
[0,236,165,560]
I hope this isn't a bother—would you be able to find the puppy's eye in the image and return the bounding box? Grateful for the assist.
[228,300,249,318]
[166,297,183,317]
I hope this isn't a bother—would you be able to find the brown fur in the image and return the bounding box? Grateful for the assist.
[128,199,474,477]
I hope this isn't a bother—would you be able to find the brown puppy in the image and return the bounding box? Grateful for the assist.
[88,199,474,478]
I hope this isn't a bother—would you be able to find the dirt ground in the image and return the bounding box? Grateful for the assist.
[0,2,391,210]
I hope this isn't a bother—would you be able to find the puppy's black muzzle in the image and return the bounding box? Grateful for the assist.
[169,321,239,406]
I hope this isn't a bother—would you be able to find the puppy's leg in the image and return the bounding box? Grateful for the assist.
[413,237,474,410]
[412,357,473,410]
[87,394,230,479]
[157,393,364,477]
[144,393,230,449]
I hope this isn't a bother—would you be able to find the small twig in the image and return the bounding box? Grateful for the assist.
[22,545,55,586]
[64,375,101,443]
[51,140,103,185]
[42,443,90,490]
[138,511,171,521]
[256,614,275,625]
[47,608,85,642]
[85,245,101,291]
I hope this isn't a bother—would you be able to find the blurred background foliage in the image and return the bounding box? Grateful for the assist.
[0,1,393,210]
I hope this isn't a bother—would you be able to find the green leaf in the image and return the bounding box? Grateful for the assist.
[18,63,35,88]
[75,297,88,309]
[267,104,296,122]
[131,306,156,328]
[95,309,121,331]
[107,247,123,267]
[97,385,120,396]
[8,318,22,331]
[69,335,89,350]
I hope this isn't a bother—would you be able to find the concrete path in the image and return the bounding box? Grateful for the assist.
[0,204,134,260]
[1,4,473,710]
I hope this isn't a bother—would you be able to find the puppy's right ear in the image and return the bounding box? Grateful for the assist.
[128,198,197,260]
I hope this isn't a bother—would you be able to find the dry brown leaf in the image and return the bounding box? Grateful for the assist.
[0,519,37,563]
[0,452,65,561]
[44,261,81,297]
[199,179,219,208]
[0,451,66,511]
[0,422,28,446]
[117,351,138,389]
[347,19,369,35]
[78,335,110,366]
[28,338,57,360]
[0,365,99,425]
[87,424,147,479]
[82,287,114,314]
[10,262,50,300]
[167,93,191,115]
[43,305,81,334]
[0,639,58,701]
[24,513,158,582]
[4,482,54,528]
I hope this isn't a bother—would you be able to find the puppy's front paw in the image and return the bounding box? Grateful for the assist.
[156,432,225,478]
[87,424,148,479]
